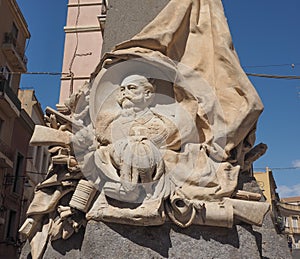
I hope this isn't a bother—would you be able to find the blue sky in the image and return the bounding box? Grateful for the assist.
[17,0,300,197]
[222,0,300,197]
[17,0,67,108]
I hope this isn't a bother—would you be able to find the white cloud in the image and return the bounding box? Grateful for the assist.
[277,183,300,198]
[292,160,300,168]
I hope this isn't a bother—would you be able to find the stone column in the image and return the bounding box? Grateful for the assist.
[101,0,169,54]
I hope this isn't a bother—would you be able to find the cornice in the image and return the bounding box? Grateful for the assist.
[64,25,101,33]
[68,2,102,7]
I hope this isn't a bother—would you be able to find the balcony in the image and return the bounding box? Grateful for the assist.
[292,227,300,234]
[2,33,27,72]
[0,80,21,114]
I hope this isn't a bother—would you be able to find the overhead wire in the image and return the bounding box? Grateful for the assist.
[2,63,300,80]
[6,71,69,76]
[246,73,300,80]
[243,63,300,69]
[254,167,300,171]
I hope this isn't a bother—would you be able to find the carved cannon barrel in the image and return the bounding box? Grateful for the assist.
[69,180,97,213]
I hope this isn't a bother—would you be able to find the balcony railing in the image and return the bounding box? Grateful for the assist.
[283,226,300,234]
[2,32,28,72]
[292,227,300,234]
[3,32,17,46]
[0,80,21,111]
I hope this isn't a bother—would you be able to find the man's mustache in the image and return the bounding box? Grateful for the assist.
[118,95,133,105]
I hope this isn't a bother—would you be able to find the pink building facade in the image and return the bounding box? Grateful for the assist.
[58,0,106,109]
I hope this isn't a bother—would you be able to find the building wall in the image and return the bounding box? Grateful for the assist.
[0,0,30,94]
[254,169,279,206]
[0,1,31,258]
[18,90,49,223]
[59,0,103,106]
[254,169,282,233]
[0,106,15,146]
[254,171,272,204]
[255,170,300,251]
[0,110,33,258]
[279,197,300,250]
[0,92,48,259]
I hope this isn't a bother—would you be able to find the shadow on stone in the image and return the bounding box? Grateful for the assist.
[25,218,289,259]
[106,222,172,258]
[105,222,241,258]
[50,226,86,256]
[253,229,263,258]
[171,224,240,248]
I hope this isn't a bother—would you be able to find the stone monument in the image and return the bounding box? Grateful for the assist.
[19,0,291,258]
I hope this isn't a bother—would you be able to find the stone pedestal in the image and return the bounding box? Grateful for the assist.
[20,214,291,259]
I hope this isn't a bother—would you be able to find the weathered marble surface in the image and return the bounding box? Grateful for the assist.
[21,213,291,259]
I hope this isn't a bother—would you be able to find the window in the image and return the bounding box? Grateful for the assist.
[0,66,11,88]
[35,146,42,172]
[6,210,17,240]
[285,217,289,228]
[0,118,3,136]
[41,150,49,174]
[28,146,37,165]
[294,236,300,249]
[11,23,18,44]
[292,216,298,230]
[5,67,12,88]
[12,152,24,193]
